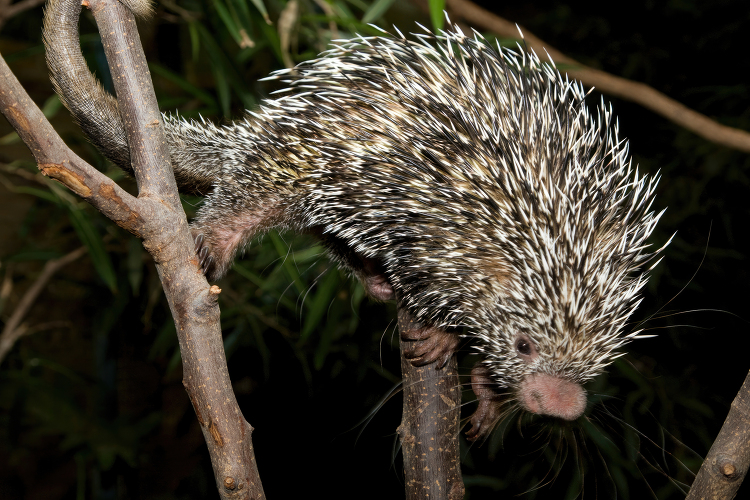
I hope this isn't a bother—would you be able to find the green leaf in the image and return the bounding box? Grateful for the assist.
[428,0,445,32]
[230,0,255,24]
[66,207,118,293]
[148,321,178,361]
[149,63,217,108]
[195,23,258,111]
[0,130,19,145]
[231,261,266,287]
[126,238,144,295]
[247,0,271,25]
[4,250,63,262]
[268,231,306,294]
[223,321,246,356]
[188,22,201,61]
[213,0,242,46]
[258,20,284,65]
[11,186,59,203]
[215,69,231,117]
[41,94,63,119]
[362,0,395,24]
[340,0,368,13]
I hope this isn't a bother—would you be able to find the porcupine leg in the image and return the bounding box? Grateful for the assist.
[312,231,460,366]
[190,185,291,281]
[193,203,458,369]
[190,189,402,299]
[323,232,460,366]
[195,212,461,366]
[313,231,395,301]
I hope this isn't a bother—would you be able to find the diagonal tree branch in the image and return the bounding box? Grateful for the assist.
[685,370,750,499]
[440,0,750,153]
[0,246,87,364]
[0,54,146,234]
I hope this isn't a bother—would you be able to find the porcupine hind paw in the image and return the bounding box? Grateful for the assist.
[400,320,460,369]
[466,365,503,441]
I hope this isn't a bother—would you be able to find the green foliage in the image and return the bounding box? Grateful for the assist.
[1,0,749,499]
[427,0,445,31]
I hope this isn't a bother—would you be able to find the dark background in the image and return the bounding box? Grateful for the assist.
[1,0,748,498]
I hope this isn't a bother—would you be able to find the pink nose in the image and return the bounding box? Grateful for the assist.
[519,373,586,420]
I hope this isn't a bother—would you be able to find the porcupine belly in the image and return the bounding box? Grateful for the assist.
[43,0,668,440]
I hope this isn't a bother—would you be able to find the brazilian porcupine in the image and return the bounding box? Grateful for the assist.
[43,0,667,437]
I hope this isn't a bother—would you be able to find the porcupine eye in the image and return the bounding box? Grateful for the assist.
[515,334,537,363]
[517,340,531,355]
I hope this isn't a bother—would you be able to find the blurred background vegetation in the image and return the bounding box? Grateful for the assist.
[0,0,748,498]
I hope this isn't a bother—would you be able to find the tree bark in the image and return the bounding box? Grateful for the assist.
[398,307,464,500]
[685,370,750,500]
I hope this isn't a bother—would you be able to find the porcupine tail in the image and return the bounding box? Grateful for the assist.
[43,0,216,195]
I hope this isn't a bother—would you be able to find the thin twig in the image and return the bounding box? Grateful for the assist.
[0,246,87,364]
[0,0,46,30]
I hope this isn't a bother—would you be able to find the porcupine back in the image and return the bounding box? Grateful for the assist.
[44,0,667,426]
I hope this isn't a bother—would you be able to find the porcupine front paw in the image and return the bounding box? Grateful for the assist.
[399,319,460,369]
[465,364,503,441]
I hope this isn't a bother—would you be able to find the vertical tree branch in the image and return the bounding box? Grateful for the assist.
[84,0,265,496]
[397,306,464,500]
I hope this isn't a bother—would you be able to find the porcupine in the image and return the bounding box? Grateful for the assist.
[43,0,667,438]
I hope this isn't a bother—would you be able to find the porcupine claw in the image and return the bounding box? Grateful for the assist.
[193,233,216,278]
[400,321,460,368]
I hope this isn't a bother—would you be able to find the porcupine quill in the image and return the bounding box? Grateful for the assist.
[43,0,668,439]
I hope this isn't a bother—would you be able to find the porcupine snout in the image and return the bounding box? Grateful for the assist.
[513,334,586,420]
[518,374,586,421]
[468,334,588,440]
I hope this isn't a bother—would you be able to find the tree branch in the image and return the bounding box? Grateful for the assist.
[0,54,146,235]
[397,307,464,500]
[0,246,86,364]
[440,0,750,153]
[685,370,750,500]
[0,0,266,496]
